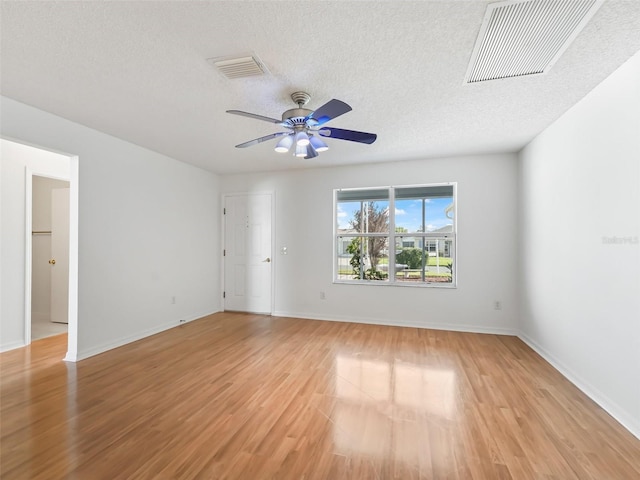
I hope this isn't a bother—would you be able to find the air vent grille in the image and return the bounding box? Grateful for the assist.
[464,0,603,84]
[208,54,268,79]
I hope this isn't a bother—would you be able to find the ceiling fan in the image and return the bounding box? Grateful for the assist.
[226,92,377,159]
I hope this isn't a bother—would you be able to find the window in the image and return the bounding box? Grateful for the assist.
[335,184,456,286]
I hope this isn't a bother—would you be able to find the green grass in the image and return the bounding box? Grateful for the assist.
[370,257,452,267]
[427,257,452,267]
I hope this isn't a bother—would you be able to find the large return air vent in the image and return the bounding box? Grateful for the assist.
[464,0,603,84]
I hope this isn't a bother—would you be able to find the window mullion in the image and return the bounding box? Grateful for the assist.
[421,199,426,282]
[359,201,365,280]
[389,187,396,284]
[359,236,364,280]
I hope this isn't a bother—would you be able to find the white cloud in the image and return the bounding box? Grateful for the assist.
[395,208,406,215]
[337,206,351,229]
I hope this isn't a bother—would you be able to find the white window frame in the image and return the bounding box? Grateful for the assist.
[333,183,457,288]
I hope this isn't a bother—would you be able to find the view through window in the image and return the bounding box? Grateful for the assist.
[335,184,456,286]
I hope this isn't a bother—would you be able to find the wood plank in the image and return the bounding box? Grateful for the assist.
[1,313,639,479]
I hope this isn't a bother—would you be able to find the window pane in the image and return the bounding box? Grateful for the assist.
[336,201,361,232]
[337,200,389,233]
[361,201,389,233]
[395,196,454,233]
[336,236,360,281]
[425,196,454,233]
[336,236,389,281]
[394,237,454,284]
[395,198,424,233]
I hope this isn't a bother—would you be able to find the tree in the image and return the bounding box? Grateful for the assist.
[350,202,389,272]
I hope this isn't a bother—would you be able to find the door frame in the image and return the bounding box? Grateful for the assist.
[221,191,275,314]
[24,156,79,361]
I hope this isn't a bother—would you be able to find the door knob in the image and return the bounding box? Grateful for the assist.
[49,259,56,265]
[263,257,271,263]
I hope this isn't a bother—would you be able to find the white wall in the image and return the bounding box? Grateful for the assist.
[1,140,71,351]
[519,51,640,438]
[32,176,70,324]
[1,97,221,359]
[221,153,519,334]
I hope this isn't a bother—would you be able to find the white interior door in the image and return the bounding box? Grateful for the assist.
[50,188,70,324]
[224,193,272,313]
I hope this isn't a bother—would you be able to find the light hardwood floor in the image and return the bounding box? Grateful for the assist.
[1,312,639,479]
[31,315,67,341]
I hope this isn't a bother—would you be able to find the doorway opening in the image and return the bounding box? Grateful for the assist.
[0,137,80,361]
[30,175,70,341]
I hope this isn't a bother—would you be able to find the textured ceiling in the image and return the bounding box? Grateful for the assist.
[2,0,640,175]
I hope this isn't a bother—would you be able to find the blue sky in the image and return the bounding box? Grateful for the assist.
[337,198,453,232]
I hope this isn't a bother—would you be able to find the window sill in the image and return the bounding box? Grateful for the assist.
[333,279,457,289]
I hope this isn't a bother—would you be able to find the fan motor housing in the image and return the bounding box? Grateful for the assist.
[282,108,312,122]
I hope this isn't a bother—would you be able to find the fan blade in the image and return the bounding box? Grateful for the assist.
[235,132,290,148]
[307,99,352,126]
[318,127,377,144]
[227,110,283,124]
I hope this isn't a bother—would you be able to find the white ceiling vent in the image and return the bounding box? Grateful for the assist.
[464,0,604,84]
[208,54,269,79]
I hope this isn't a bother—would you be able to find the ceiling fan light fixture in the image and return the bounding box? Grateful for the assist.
[309,135,329,152]
[274,134,293,153]
[295,131,310,146]
[227,91,377,158]
[295,143,308,157]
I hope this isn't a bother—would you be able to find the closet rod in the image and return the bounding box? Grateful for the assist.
[32,230,52,235]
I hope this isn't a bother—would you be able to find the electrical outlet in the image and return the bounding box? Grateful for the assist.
[171,296,176,304]
[494,300,502,310]
[179,319,186,323]
[320,291,326,300]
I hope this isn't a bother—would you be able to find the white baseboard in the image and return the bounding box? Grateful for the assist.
[0,340,27,353]
[272,310,515,336]
[518,332,640,441]
[73,310,220,362]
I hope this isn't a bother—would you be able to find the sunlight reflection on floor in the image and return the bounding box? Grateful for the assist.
[332,354,456,462]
